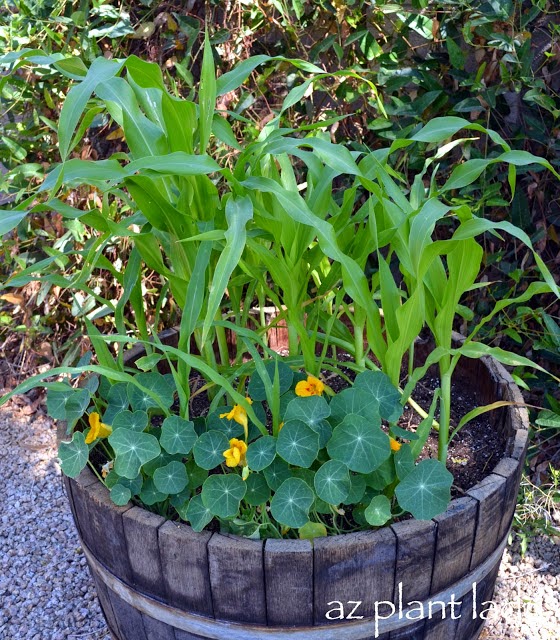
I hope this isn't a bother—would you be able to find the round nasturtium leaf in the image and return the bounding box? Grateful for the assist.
[102,383,130,424]
[247,359,294,401]
[170,487,192,510]
[206,408,244,439]
[153,461,189,495]
[298,521,327,540]
[244,473,271,506]
[394,444,415,481]
[108,429,161,479]
[110,484,132,506]
[395,459,453,520]
[160,416,197,455]
[343,473,366,505]
[106,473,143,497]
[246,435,277,471]
[364,494,392,526]
[201,474,247,518]
[314,460,351,505]
[112,410,148,432]
[353,370,403,422]
[263,457,291,490]
[284,395,331,425]
[276,420,319,468]
[327,414,391,474]
[186,494,213,531]
[193,430,230,470]
[127,372,175,412]
[270,477,315,529]
[140,478,168,505]
[329,388,382,425]
[58,431,89,478]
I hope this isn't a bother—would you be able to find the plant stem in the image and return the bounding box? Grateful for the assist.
[438,366,452,465]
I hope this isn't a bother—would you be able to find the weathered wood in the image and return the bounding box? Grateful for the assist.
[493,457,523,541]
[65,469,97,542]
[90,571,123,639]
[173,631,208,640]
[158,521,214,617]
[140,614,178,640]
[106,590,148,640]
[431,497,477,594]
[207,533,266,624]
[314,528,397,624]
[83,482,133,584]
[265,538,313,626]
[391,520,436,602]
[122,507,166,599]
[467,474,507,570]
[422,609,459,640]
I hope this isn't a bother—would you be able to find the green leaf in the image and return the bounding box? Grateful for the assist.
[140,478,168,505]
[353,370,402,421]
[246,435,277,471]
[110,484,131,506]
[112,410,148,432]
[127,372,175,411]
[59,57,123,160]
[535,410,560,429]
[284,395,331,426]
[193,430,230,470]
[394,444,415,480]
[411,116,471,143]
[395,459,453,520]
[202,196,253,344]
[186,494,213,531]
[206,408,245,439]
[134,353,163,371]
[201,473,246,518]
[247,358,294,402]
[263,457,291,490]
[364,495,392,526]
[314,460,350,505]
[58,431,89,478]
[298,521,327,539]
[276,420,319,468]
[160,416,197,454]
[153,461,188,495]
[47,386,90,425]
[442,159,490,191]
[390,426,419,441]
[343,473,366,505]
[108,429,161,479]
[329,388,381,425]
[270,477,315,528]
[0,209,28,235]
[327,414,391,473]
[198,31,216,153]
[244,473,271,506]
[102,383,130,424]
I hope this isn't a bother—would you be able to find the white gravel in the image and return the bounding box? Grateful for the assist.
[0,402,558,640]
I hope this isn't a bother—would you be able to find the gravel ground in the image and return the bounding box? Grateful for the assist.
[0,404,558,640]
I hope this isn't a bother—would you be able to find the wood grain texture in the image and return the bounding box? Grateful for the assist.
[107,590,148,640]
[90,571,123,639]
[493,457,523,541]
[391,520,436,603]
[158,521,214,617]
[431,497,477,594]
[173,631,209,640]
[123,507,166,599]
[314,528,397,623]
[66,470,98,542]
[207,533,266,624]
[140,614,178,640]
[422,609,460,640]
[264,538,313,626]
[467,474,507,570]
[83,481,133,584]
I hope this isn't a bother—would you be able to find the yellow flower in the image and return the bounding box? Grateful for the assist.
[223,438,248,468]
[220,397,252,440]
[389,437,401,452]
[85,412,112,445]
[295,375,325,397]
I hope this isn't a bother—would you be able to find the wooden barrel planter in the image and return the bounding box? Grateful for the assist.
[63,331,528,640]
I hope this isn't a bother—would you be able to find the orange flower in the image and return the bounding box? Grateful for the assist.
[295,375,324,397]
[219,397,253,440]
[389,437,401,452]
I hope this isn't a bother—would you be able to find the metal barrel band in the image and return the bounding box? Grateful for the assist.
[82,533,508,640]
